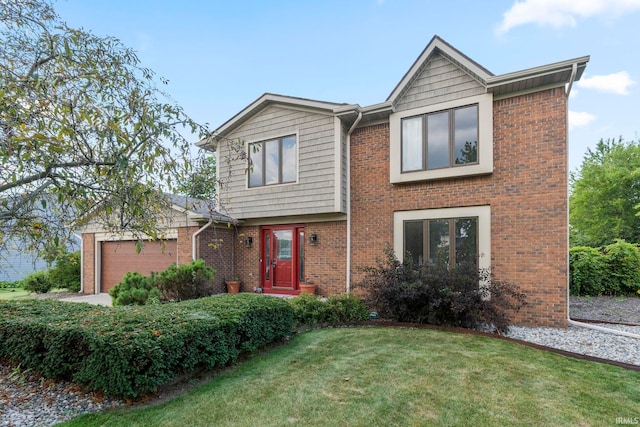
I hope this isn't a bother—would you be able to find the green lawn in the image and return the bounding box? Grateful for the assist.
[0,287,30,300]
[63,327,640,426]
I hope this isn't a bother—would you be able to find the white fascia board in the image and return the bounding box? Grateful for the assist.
[486,56,590,88]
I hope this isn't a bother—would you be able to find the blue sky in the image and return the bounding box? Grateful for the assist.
[55,0,640,172]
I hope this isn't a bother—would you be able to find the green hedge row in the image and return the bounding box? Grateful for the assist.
[0,294,293,398]
[570,240,640,296]
[288,293,370,327]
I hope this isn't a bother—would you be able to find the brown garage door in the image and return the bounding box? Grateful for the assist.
[101,240,177,293]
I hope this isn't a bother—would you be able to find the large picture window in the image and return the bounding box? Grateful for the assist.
[393,206,491,272]
[401,105,478,173]
[249,135,297,187]
[403,217,478,268]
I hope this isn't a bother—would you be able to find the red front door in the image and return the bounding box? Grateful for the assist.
[261,225,304,293]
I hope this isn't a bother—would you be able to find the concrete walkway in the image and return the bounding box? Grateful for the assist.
[60,293,112,306]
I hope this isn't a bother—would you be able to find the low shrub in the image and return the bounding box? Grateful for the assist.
[0,281,19,289]
[602,240,640,295]
[569,240,640,296]
[109,272,161,306]
[569,246,607,296]
[151,259,215,302]
[0,294,293,398]
[48,250,81,292]
[20,270,53,294]
[289,293,369,327]
[356,248,526,333]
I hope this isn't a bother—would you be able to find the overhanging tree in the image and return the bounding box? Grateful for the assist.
[0,0,208,258]
[176,155,217,200]
[570,137,640,247]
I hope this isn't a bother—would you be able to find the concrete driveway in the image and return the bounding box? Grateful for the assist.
[60,293,112,306]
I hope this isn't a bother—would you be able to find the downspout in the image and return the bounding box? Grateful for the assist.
[564,62,640,339]
[565,62,577,97]
[73,233,83,293]
[192,218,213,261]
[346,111,362,294]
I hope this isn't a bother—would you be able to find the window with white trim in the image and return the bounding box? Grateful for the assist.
[249,135,297,187]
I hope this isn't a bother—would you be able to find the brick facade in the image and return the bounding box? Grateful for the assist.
[81,233,95,294]
[196,224,236,294]
[350,88,568,327]
[232,221,347,296]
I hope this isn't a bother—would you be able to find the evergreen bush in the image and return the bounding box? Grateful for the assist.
[109,272,161,306]
[21,270,53,294]
[0,294,293,398]
[289,293,369,327]
[150,259,215,302]
[48,250,81,292]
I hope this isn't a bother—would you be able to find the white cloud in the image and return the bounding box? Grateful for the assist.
[568,110,596,130]
[496,0,640,35]
[577,71,636,95]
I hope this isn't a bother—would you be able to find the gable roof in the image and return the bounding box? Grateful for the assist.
[387,35,589,105]
[197,93,359,149]
[202,35,589,146]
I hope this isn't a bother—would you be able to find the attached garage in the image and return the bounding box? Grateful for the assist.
[80,194,236,295]
[100,239,177,293]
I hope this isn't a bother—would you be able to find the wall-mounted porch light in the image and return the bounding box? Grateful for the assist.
[244,236,253,248]
[309,233,318,245]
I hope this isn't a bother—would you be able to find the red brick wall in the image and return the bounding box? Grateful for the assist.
[233,221,347,296]
[235,225,259,293]
[81,233,95,294]
[196,224,236,293]
[304,221,348,296]
[350,88,568,327]
[177,226,197,266]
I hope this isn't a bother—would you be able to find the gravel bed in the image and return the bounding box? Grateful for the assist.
[0,364,124,427]
[506,324,640,366]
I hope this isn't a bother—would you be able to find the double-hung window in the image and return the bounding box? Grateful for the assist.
[249,135,297,187]
[402,104,478,172]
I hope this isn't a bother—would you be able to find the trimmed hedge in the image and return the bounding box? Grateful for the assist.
[289,293,370,327]
[0,294,293,398]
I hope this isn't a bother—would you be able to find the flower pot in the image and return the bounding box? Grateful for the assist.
[299,283,316,295]
[226,281,241,294]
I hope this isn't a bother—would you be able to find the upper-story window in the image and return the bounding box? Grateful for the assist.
[249,135,297,187]
[389,93,492,184]
[402,105,478,172]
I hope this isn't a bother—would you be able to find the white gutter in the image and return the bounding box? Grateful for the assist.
[345,111,363,294]
[73,233,83,293]
[564,60,640,340]
[192,218,213,260]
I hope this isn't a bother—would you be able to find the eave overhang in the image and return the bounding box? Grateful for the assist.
[487,55,590,98]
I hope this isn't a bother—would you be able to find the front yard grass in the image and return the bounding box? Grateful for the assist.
[0,287,30,300]
[63,327,640,426]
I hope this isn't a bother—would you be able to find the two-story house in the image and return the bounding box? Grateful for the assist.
[198,35,588,327]
[80,35,588,327]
